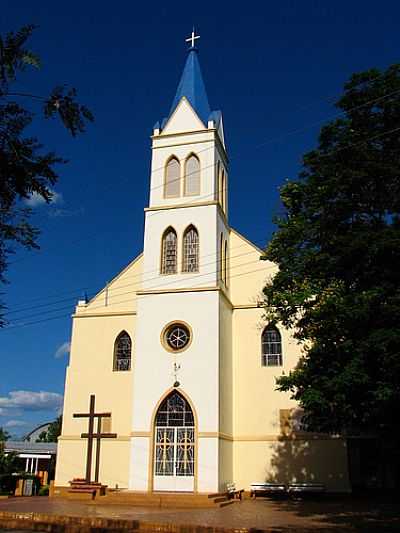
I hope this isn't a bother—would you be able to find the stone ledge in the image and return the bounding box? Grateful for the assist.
[0,509,262,533]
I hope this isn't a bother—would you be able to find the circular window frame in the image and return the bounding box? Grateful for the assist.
[161,321,193,353]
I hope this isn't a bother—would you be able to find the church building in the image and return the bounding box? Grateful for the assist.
[54,37,350,495]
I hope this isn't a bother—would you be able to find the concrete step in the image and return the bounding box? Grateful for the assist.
[219,499,235,507]
[100,491,227,508]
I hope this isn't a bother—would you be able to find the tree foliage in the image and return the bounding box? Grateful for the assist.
[35,416,62,443]
[262,65,400,437]
[0,25,93,325]
[0,451,18,475]
[0,427,10,441]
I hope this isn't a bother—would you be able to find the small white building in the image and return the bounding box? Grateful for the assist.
[54,39,350,495]
[5,440,56,484]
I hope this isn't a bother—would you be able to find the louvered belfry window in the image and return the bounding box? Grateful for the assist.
[161,227,178,274]
[184,155,200,196]
[182,226,199,273]
[165,158,180,198]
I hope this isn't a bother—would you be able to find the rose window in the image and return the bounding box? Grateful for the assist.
[164,323,191,352]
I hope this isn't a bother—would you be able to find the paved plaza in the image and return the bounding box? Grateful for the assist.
[0,495,399,532]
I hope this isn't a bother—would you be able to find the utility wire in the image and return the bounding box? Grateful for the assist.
[5,246,274,323]
[8,85,400,268]
[5,232,268,316]
[6,115,400,313]
[3,265,270,331]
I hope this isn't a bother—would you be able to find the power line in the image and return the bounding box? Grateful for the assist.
[2,264,270,331]
[8,85,400,270]
[5,233,268,315]
[4,120,400,314]
[4,245,274,323]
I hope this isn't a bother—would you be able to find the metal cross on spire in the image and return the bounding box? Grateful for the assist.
[186,28,200,49]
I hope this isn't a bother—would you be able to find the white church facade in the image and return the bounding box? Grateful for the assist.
[54,41,350,494]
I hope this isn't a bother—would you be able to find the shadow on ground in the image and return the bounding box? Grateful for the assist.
[261,434,400,532]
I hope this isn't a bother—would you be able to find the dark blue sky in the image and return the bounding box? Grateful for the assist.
[1,1,398,435]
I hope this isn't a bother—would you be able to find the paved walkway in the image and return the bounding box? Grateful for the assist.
[0,495,399,531]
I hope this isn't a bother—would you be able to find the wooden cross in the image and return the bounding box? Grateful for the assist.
[73,395,117,483]
[186,28,200,49]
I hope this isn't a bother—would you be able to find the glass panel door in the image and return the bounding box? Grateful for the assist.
[153,392,195,492]
[153,426,195,491]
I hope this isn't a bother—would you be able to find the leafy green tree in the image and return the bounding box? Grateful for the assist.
[46,415,62,442]
[35,416,62,443]
[0,451,19,474]
[35,430,48,443]
[262,64,400,439]
[0,427,10,441]
[0,25,93,325]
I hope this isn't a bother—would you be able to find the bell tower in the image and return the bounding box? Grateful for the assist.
[130,34,231,493]
[142,37,229,292]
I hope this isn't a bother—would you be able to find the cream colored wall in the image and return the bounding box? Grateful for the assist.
[229,230,350,492]
[233,307,299,436]
[218,438,233,491]
[54,255,142,487]
[229,229,276,306]
[218,294,233,490]
[219,296,233,436]
[161,97,206,135]
[234,439,350,492]
[130,290,221,492]
[76,254,142,315]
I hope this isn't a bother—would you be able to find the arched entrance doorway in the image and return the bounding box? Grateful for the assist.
[153,391,195,492]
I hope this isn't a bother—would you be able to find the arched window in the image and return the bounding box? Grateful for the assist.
[219,167,223,209]
[155,391,194,427]
[161,227,177,274]
[215,161,220,201]
[261,325,282,366]
[182,225,199,273]
[164,157,180,198]
[220,233,224,282]
[221,170,226,213]
[223,172,228,215]
[224,240,228,286]
[184,155,200,196]
[113,331,132,371]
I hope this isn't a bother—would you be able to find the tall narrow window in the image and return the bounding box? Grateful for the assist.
[184,155,200,196]
[164,157,180,198]
[223,173,228,215]
[215,161,220,201]
[261,325,283,366]
[182,225,199,273]
[219,167,224,208]
[114,331,132,371]
[161,227,178,274]
[220,233,224,281]
[221,170,226,213]
[224,240,228,286]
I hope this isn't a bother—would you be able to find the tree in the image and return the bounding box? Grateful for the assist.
[0,25,93,325]
[0,427,10,441]
[35,416,62,443]
[262,64,400,440]
[0,451,18,474]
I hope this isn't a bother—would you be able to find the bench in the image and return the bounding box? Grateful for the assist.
[226,482,244,500]
[287,483,325,497]
[250,482,287,498]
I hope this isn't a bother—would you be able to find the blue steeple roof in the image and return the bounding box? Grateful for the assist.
[169,48,211,126]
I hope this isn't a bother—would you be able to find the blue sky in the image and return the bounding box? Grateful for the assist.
[0,1,398,437]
